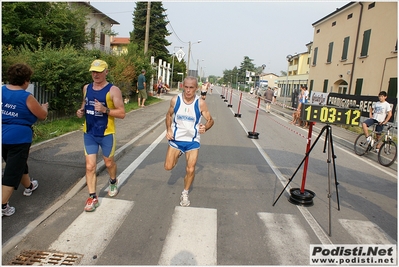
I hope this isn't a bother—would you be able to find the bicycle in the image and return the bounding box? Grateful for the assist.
[354,123,397,167]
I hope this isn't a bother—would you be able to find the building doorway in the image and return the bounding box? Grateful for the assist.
[337,80,348,94]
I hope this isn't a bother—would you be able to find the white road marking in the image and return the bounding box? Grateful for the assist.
[258,212,310,265]
[2,118,167,257]
[158,206,217,266]
[106,130,166,191]
[49,198,134,265]
[233,109,334,245]
[339,219,396,244]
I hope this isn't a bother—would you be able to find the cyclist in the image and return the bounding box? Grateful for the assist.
[361,91,392,152]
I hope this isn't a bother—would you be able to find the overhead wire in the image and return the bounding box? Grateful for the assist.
[164,10,203,74]
[163,12,188,45]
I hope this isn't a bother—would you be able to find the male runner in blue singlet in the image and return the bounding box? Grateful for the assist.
[77,59,126,212]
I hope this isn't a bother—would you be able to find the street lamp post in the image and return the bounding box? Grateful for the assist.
[196,59,204,80]
[257,64,266,90]
[283,54,293,109]
[186,40,201,77]
[202,67,206,82]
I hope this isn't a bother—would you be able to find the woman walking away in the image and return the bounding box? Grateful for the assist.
[2,63,48,217]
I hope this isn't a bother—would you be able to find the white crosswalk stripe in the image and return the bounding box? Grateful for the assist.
[158,206,217,266]
[49,198,134,265]
[339,219,396,244]
[38,205,396,265]
[258,212,310,265]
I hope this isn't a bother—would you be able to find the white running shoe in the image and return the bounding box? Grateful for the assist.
[2,203,15,217]
[366,136,372,143]
[108,179,118,197]
[23,180,39,196]
[180,192,190,207]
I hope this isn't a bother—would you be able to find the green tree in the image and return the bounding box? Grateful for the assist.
[124,42,154,91]
[169,54,186,85]
[221,66,239,86]
[208,75,219,84]
[238,56,256,82]
[2,2,89,50]
[131,2,171,62]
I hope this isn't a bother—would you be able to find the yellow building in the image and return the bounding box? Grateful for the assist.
[110,37,130,56]
[276,50,311,99]
[308,2,397,97]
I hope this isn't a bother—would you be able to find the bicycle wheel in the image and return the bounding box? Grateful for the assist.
[378,140,397,167]
[354,134,370,156]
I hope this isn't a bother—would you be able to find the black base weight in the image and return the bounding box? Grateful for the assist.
[247,131,259,139]
[288,188,315,206]
[234,113,241,117]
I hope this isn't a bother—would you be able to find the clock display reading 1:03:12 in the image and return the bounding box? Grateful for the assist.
[300,104,361,126]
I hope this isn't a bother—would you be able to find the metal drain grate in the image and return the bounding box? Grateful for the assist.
[9,250,83,265]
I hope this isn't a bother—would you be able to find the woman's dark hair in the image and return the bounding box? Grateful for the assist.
[7,63,33,86]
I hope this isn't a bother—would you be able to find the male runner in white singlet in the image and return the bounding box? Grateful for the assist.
[164,76,214,206]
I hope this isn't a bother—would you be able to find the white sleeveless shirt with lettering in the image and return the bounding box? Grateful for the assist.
[172,93,201,143]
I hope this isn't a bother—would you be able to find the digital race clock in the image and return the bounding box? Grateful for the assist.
[300,104,361,126]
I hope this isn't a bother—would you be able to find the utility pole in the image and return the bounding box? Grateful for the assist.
[144,1,151,54]
[186,40,201,77]
[186,41,191,77]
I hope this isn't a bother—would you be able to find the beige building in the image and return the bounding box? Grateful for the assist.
[259,73,280,89]
[308,2,397,97]
[74,2,119,53]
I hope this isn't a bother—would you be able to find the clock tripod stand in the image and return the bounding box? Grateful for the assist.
[272,123,340,236]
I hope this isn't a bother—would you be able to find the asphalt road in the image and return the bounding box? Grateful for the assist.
[2,87,397,265]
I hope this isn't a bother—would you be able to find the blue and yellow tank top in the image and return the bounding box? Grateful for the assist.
[83,83,115,136]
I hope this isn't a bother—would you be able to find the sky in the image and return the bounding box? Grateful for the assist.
[90,1,348,77]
